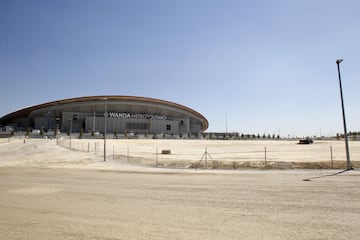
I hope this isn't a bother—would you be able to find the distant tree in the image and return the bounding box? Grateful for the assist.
[350,131,358,140]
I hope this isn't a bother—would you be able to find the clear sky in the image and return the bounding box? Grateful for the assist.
[0,0,359,137]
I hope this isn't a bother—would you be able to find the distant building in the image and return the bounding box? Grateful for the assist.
[0,96,208,135]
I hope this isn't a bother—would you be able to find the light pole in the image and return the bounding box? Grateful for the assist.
[68,119,73,149]
[104,98,107,162]
[336,59,351,170]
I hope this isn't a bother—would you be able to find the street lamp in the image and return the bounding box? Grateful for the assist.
[68,119,73,149]
[104,98,108,162]
[336,59,351,170]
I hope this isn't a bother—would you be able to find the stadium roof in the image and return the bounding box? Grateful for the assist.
[0,96,209,131]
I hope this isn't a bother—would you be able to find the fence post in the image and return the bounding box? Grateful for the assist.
[156,148,158,167]
[95,142,98,155]
[88,142,90,153]
[330,146,333,169]
[200,147,213,169]
[204,147,210,168]
[265,146,267,167]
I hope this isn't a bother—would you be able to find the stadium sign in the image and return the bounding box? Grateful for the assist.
[108,112,167,120]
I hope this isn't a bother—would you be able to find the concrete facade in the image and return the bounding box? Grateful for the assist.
[0,96,208,135]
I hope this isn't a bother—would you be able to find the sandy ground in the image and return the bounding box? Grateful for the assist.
[59,138,360,169]
[1,167,359,240]
[0,138,359,239]
[4,137,359,169]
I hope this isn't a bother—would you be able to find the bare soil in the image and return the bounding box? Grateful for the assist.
[0,138,359,239]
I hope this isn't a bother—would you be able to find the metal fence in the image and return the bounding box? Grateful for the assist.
[56,137,360,169]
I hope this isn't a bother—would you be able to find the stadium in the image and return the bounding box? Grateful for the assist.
[0,96,208,136]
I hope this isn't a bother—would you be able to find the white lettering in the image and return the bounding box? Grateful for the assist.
[107,112,167,120]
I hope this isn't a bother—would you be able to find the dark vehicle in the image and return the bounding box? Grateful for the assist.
[298,138,313,144]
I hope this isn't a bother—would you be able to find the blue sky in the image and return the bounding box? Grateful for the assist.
[0,0,359,137]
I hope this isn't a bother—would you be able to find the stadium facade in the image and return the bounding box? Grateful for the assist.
[0,96,208,135]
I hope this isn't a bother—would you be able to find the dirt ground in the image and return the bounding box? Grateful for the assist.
[86,138,359,169]
[4,137,359,169]
[0,167,359,240]
[0,138,359,239]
